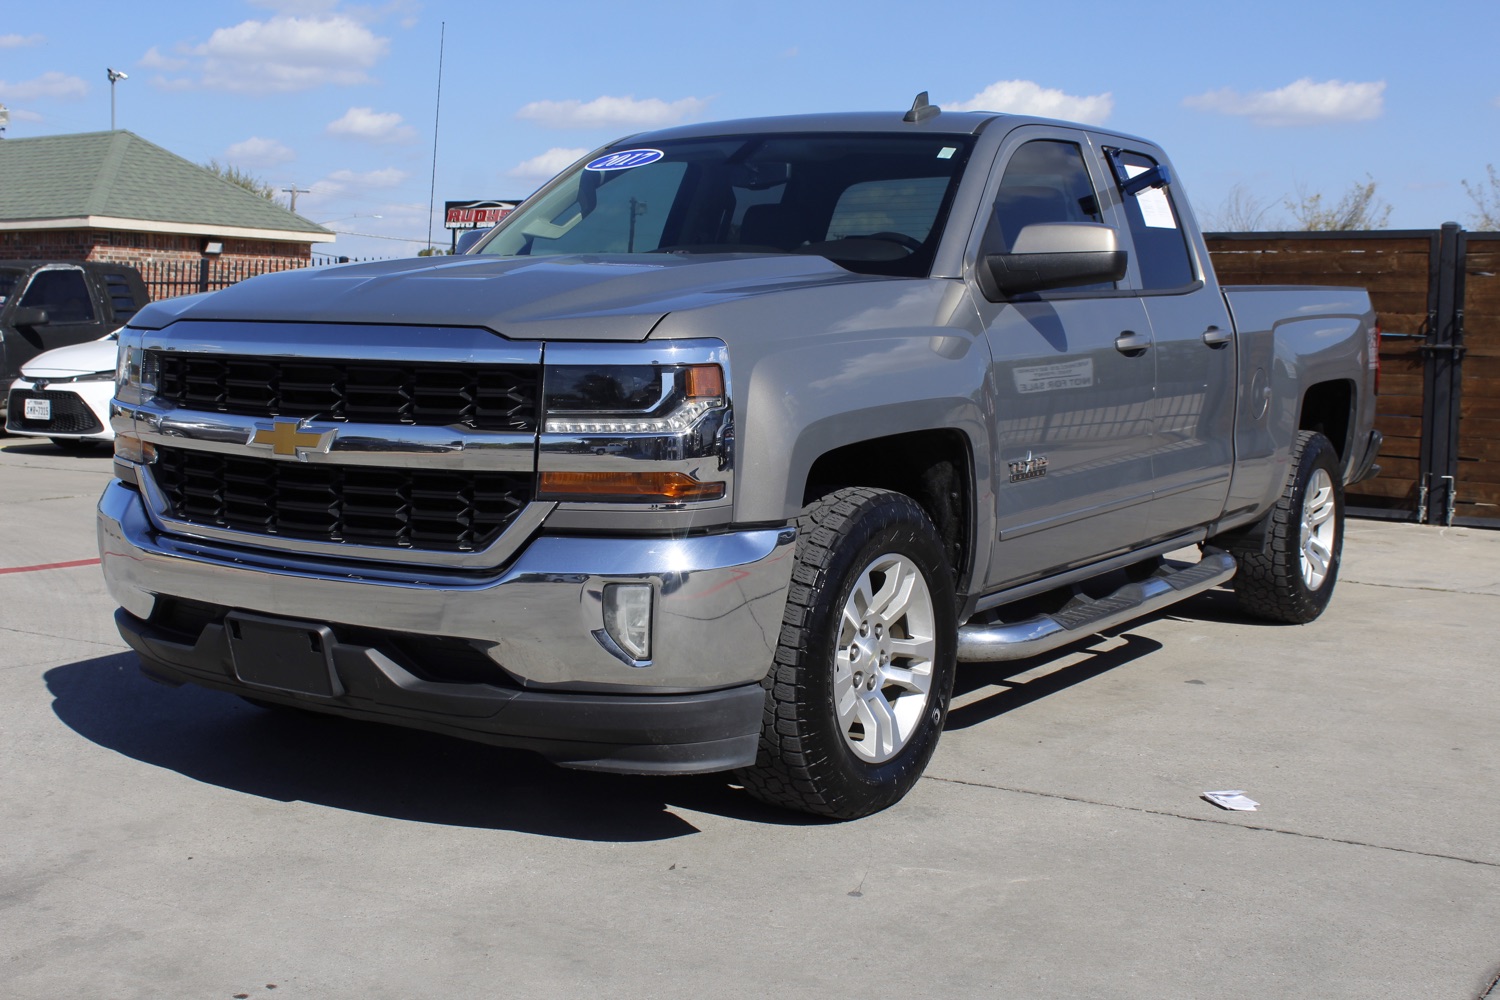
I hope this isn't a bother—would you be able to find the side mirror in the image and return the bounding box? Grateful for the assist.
[981,222,1128,299]
[11,306,49,327]
[456,227,493,254]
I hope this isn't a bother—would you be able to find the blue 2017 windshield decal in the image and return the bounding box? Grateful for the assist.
[585,149,665,171]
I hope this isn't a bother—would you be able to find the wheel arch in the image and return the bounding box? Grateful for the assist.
[799,427,979,599]
[1299,378,1355,467]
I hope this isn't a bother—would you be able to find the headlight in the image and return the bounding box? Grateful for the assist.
[543,363,724,434]
[537,341,733,506]
[114,340,156,405]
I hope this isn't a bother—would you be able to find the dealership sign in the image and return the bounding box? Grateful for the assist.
[444,200,520,230]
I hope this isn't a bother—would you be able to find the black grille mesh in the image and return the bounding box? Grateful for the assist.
[6,389,105,434]
[150,446,532,552]
[150,353,540,432]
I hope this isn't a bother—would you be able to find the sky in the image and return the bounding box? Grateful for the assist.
[2,0,1497,260]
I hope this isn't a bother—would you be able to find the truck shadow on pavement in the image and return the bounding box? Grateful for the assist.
[948,631,1165,730]
[44,653,825,842]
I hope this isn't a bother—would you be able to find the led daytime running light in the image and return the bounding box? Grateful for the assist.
[545,397,720,435]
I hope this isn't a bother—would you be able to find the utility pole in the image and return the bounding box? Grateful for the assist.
[107,68,127,130]
[281,185,310,214]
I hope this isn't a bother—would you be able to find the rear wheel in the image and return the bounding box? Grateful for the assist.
[1230,431,1344,623]
[738,487,956,819]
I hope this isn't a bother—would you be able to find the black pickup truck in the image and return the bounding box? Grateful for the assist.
[0,261,149,393]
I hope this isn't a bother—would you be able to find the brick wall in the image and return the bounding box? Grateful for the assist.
[0,228,312,267]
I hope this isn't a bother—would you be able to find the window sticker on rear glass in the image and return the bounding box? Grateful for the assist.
[585,149,665,171]
[1123,163,1177,229]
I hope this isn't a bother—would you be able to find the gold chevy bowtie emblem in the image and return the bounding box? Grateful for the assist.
[250,420,331,458]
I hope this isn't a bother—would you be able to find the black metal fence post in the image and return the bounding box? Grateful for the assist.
[1418,222,1468,525]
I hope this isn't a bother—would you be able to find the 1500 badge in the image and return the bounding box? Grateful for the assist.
[1008,453,1048,483]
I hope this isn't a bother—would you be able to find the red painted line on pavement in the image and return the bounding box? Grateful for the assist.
[0,557,103,575]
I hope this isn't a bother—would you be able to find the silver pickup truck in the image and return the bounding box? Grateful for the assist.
[99,96,1380,818]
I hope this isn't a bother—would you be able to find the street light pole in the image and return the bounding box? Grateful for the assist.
[107,68,127,130]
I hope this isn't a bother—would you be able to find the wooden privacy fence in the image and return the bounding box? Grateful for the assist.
[1208,225,1499,527]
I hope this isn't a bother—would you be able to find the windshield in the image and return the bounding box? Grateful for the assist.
[477,133,975,278]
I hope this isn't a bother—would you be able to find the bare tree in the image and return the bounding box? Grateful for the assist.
[1201,182,1284,232]
[1286,175,1391,231]
[202,159,279,202]
[1462,165,1500,230]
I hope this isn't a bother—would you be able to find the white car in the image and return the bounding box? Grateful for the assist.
[4,331,119,449]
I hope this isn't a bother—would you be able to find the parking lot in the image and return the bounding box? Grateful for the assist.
[3,433,1499,1000]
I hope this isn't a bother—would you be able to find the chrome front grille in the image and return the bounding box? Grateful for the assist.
[150,445,532,552]
[149,353,540,432]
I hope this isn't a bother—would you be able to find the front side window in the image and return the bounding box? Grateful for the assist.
[980,139,1109,290]
[19,269,95,323]
[477,133,975,278]
[983,139,1104,255]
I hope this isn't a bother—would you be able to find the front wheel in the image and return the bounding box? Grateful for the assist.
[1229,430,1344,623]
[737,487,957,819]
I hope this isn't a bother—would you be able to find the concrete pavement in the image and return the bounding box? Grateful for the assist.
[2,434,1498,999]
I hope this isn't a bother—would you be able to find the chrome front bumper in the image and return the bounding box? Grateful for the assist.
[98,479,796,694]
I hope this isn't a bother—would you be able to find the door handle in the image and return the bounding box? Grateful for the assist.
[1115,330,1150,355]
[1202,325,1232,348]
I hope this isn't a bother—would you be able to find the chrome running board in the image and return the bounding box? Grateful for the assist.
[956,551,1238,663]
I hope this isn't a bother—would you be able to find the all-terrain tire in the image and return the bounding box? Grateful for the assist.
[1229,431,1344,624]
[737,487,957,819]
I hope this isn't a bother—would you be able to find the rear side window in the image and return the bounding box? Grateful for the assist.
[101,271,144,319]
[1110,149,1195,290]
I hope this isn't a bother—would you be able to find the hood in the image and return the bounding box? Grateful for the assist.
[129,253,872,341]
[20,335,119,378]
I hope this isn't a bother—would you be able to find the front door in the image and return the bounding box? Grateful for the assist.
[969,131,1159,590]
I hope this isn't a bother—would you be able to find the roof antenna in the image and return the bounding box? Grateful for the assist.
[903,91,940,123]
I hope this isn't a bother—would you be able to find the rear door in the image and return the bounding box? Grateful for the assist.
[968,127,1158,588]
[1102,145,1236,533]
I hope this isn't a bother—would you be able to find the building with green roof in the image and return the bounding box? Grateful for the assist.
[0,131,333,287]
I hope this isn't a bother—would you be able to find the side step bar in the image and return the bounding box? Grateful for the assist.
[956,551,1238,663]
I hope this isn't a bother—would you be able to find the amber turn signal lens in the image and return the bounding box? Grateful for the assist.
[113,432,156,465]
[539,471,725,502]
[684,364,724,399]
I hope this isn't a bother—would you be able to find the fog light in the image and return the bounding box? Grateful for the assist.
[602,583,653,662]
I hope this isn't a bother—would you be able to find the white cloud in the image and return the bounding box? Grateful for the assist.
[509,147,589,180]
[8,107,45,123]
[141,46,190,71]
[308,166,410,201]
[327,106,416,143]
[1183,78,1385,126]
[0,71,89,102]
[224,136,295,167]
[949,80,1113,125]
[0,34,44,48]
[516,95,710,129]
[154,14,389,93]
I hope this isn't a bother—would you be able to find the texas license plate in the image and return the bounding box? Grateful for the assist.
[24,398,51,421]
